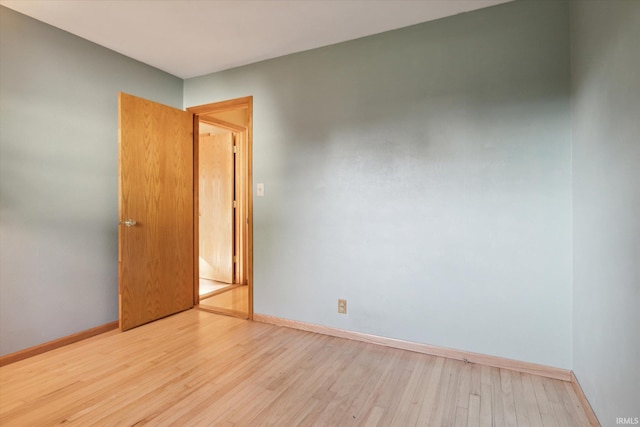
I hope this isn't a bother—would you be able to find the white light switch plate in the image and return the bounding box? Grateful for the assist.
[257,183,264,197]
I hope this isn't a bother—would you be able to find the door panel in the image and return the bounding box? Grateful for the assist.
[199,133,234,284]
[118,92,194,331]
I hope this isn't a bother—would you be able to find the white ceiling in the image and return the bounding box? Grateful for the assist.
[1,0,511,79]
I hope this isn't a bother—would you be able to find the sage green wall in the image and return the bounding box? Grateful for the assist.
[0,6,183,355]
[185,0,572,368]
[571,1,640,424]
[3,2,637,419]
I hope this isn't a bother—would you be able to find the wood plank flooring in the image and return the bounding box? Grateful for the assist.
[199,285,249,319]
[199,278,233,297]
[0,310,591,426]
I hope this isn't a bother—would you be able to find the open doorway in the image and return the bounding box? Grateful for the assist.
[188,97,253,319]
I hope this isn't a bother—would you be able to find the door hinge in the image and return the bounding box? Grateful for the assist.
[233,255,237,263]
[233,145,237,153]
[233,200,237,208]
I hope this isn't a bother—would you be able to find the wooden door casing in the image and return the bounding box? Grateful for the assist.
[188,96,253,318]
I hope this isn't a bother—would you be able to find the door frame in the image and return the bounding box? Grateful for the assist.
[187,96,253,320]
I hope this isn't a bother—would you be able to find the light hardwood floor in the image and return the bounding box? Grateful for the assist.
[0,310,591,426]
[199,284,249,319]
[199,278,233,297]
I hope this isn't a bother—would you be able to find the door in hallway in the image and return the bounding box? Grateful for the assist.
[199,132,235,284]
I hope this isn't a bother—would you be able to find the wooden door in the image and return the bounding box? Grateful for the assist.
[199,133,235,284]
[118,92,194,331]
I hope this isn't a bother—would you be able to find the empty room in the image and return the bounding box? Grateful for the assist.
[0,0,638,425]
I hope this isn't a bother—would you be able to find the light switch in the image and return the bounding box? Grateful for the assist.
[257,183,264,197]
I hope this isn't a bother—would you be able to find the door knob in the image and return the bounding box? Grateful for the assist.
[121,219,137,227]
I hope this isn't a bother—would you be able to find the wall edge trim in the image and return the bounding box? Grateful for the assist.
[253,313,572,381]
[0,321,119,367]
[570,371,601,426]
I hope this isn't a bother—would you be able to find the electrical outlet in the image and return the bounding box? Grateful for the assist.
[338,299,347,314]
